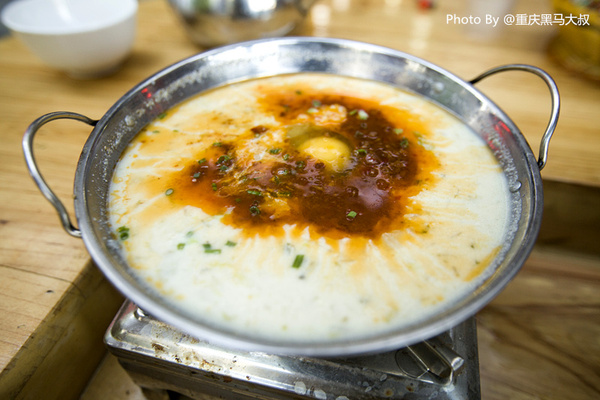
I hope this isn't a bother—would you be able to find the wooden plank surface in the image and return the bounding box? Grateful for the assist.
[478,250,600,400]
[0,0,599,398]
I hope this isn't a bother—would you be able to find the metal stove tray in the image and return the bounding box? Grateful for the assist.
[105,301,481,399]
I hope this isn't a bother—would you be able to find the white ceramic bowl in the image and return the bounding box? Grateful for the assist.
[1,0,137,78]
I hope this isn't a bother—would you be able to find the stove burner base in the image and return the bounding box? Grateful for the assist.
[105,301,481,399]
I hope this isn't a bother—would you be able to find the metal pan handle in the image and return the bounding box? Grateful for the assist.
[22,112,98,238]
[469,64,560,171]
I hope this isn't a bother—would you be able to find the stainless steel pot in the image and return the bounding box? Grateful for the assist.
[166,0,316,47]
[23,37,559,357]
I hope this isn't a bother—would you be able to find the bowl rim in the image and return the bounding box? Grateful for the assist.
[1,0,137,36]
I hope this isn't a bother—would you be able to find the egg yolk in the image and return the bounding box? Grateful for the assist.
[297,136,351,172]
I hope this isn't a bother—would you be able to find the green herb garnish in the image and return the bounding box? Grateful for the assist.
[217,155,231,163]
[249,205,261,216]
[117,226,130,241]
[203,243,222,254]
[165,188,174,196]
[346,210,358,219]
[292,254,304,269]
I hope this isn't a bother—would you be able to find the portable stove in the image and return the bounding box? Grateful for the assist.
[105,301,481,399]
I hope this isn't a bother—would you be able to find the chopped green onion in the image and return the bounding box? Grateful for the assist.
[249,205,261,216]
[193,172,200,179]
[349,109,358,116]
[312,100,322,107]
[117,226,130,241]
[225,240,237,247]
[203,242,221,254]
[413,131,426,146]
[165,188,174,196]
[400,138,409,149]
[355,149,367,156]
[283,154,290,161]
[197,158,206,164]
[177,243,185,250]
[212,142,222,147]
[307,107,318,114]
[346,210,358,219]
[269,148,282,155]
[157,112,167,119]
[212,183,218,191]
[292,254,304,269]
[394,128,404,134]
[247,189,262,196]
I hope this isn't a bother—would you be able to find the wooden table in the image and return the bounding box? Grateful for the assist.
[1,0,599,399]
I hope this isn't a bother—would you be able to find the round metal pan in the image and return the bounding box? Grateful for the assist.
[23,37,559,357]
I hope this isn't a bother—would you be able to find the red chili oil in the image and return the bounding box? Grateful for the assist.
[165,88,439,239]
